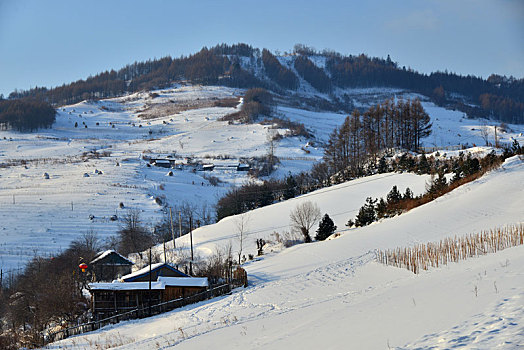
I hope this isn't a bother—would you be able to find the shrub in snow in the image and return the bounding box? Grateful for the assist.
[256,238,265,256]
[42,172,50,179]
[83,173,90,177]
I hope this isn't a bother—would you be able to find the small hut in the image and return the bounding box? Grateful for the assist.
[237,163,250,171]
[90,250,134,282]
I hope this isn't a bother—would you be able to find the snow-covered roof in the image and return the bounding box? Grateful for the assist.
[90,250,134,265]
[89,281,165,291]
[158,276,208,288]
[89,277,208,291]
[121,262,165,280]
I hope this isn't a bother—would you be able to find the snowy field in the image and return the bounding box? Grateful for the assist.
[47,156,524,349]
[1,84,523,272]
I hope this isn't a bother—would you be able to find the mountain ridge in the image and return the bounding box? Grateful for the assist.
[7,43,524,124]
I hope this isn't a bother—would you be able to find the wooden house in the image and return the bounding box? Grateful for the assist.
[89,263,208,318]
[89,281,164,318]
[152,159,173,168]
[197,163,215,171]
[90,250,134,282]
[158,276,209,300]
[237,163,250,171]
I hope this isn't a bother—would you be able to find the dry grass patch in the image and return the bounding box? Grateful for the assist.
[137,97,240,120]
[377,225,524,274]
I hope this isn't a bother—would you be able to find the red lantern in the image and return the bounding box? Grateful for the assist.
[79,263,88,272]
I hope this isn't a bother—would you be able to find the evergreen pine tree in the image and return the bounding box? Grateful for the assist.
[417,153,430,174]
[427,172,447,198]
[403,187,413,200]
[315,214,337,241]
[397,153,409,171]
[464,155,480,176]
[376,198,388,219]
[355,197,377,227]
[283,174,297,200]
[386,185,402,204]
[378,156,388,173]
[511,139,522,155]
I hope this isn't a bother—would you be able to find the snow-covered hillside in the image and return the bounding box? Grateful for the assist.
[1,84,524,272]
[47,155,524,349]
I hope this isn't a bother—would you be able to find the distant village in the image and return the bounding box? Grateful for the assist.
[144,154,251,172]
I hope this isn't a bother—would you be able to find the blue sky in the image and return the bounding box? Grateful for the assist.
[0,0,522,97]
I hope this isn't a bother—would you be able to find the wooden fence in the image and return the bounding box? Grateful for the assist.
[377,225,524,274]
[44,283,238,345]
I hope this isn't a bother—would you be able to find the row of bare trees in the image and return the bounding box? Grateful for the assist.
[324,98,432,180]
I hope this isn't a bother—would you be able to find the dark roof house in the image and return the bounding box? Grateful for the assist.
[90,250,134,282]
[121,263,189,282]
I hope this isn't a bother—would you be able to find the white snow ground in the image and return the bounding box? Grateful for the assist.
[2,84,524,349]
[46,155,524,349]
[1,84,523,270]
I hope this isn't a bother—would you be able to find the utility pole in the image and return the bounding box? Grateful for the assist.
[178,210,182,240]
[189,216,194,276]
[163,240,166,263]
[494,125,499,148]
[148,247,152,316]
[12,195,15,205]
[169,207,175,249]
[71,201,73,211]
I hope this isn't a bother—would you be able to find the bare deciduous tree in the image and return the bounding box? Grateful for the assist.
[290,201,321,243]
[70,229,101,262]
[235,213,250,264]
[480,120,490,146]
[118,209,153,257]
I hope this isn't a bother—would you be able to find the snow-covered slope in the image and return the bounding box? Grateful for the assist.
[1,84,524,272]
[47,156,524,349]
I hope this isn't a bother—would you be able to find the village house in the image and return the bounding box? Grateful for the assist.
[151,159,174,168]
[88,263,208,319]
[237,163,250,171]
[90,250,134,282]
